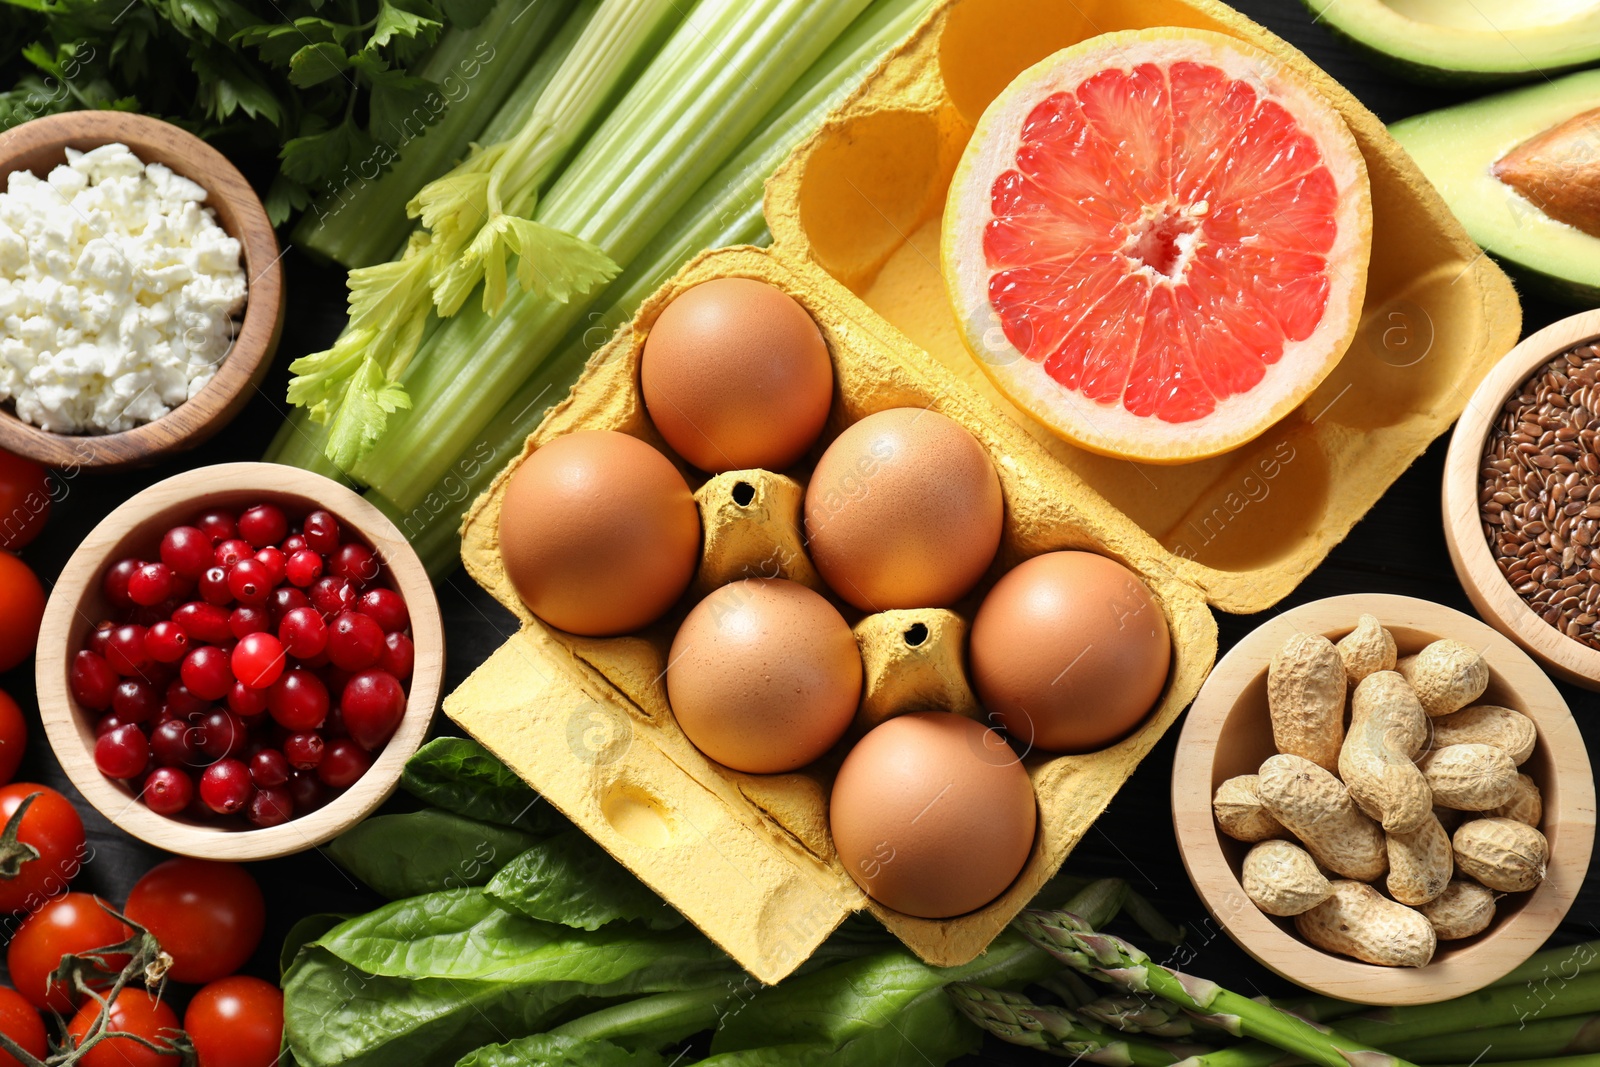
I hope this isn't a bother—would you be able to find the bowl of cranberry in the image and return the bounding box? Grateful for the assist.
[35,463,443,860]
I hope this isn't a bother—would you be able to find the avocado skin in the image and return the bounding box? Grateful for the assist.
[1303,1,1600,86]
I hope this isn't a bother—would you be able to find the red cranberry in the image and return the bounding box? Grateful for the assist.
[214,539,254,569]
[268,670,329,732]
[102,558,142,610]
[303,511,340,554]
[317,739,370,789]
[227,559,272,605]
[195,510,237,544]
[330,543,379,588]
[94,714,128,738]
[328,611,385,671]
[268,587,311,625]
[246,786,293,828]
[253,546,287,587]
[149,719,199,767]
[160,526,212,579]
[309,576,356,617]
[143,767,194,815]
[286,769,324,813]
[70,651,118,712]
[233,633,286,690]
[111,679,159,724]
[278,607,328,660]
[239,505,288,549]
[379,632,414,681]
[340,670,406,751]
[228,681,270,719]
[95,724,150,779]
[282,534,308,555]
[199,566,233,606]
[283,733,324,770]
[196,709,249,761]
[88,623,113,659]
[105,625,150,677]
[228,605,271,639]
[199,759,251,815]
[128,562,175,607]
[144,621,189,664]
[284,549,323,588]
[164,681,211,719]
[356,588,409,633]
[171,602,231,645]
[249,748,290,788]
[181,646,234,702]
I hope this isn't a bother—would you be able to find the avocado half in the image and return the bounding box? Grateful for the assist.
[1390,69,1600,305]
[1303,0,1600,84]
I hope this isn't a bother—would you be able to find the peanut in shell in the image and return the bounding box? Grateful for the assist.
[1267,632,1347,771]
[1213,774,1286,843]
[1337,614,1397,685]
[1489,774,1543,827]
[1386,812,1453,906]
[1397,640,1488,717]
[1242,840,1333,917]
[1419,743,1520,811]
[1428,705,1537,765]
[1453,817,1548,892]
[1341,672,1431,834]
[1420,880,1497,940]
[1295,880,1436,968]
[1256,753,1387,882]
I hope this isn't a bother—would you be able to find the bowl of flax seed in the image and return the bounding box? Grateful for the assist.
[1445,309,1600,690]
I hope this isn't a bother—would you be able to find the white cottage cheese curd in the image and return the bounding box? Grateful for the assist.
[0,143,248,434]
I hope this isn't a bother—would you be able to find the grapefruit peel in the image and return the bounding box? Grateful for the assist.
[942,28,1372,464]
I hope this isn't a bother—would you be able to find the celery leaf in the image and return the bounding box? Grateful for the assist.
[501,215,617,305]
[324,356,413,469]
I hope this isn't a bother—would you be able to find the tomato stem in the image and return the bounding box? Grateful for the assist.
[0,792,43,880]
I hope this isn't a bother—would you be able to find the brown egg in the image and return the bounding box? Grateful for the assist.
[970,551,1171,753]
[830,712,1036,918]
[498,430,700,637]
[667,578,860,773]
[641,278,834,473]
[804,408,1002,611]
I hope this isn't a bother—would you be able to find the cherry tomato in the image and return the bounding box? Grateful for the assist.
[0,691,27,786]
[123,859,264,984]
[0,452,49,552]
[67,989,180,1067]
[0,986,46,1067]
[0,554,44,674]
[8,893,131,1012]
[0,784,86,913]
[184,975,282,1067]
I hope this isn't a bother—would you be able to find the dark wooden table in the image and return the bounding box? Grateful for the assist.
[0,1,1593,1060]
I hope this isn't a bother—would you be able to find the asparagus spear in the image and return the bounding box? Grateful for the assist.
[949,983,1211,1065]
[1387,1014,1600,1062]
[1017,908,1421,1067]
[1338,974,1600,1047]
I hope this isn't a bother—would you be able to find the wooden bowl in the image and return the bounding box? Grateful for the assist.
[0,112,284,469]
[1445,310,1600,689]
[35,463,442,860]
[1172,594,1593,1005]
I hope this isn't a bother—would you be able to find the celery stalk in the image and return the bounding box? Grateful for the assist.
[377,0,937,572]
[349,0,875,496]
[290,0,578,269]
[287,0,685,470]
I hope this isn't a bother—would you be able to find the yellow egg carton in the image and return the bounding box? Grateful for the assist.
[449,0,1522,982]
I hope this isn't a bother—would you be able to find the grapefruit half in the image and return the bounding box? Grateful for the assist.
[943,28,1372,464]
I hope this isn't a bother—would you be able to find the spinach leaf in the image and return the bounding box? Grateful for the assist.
[486,830,682,932]
[325,810,539,899]
[456,1034,664,1067]
[699,988,978,1066]
[280,913,350,976]
[402,737,566,833]
[283,893,738,1067]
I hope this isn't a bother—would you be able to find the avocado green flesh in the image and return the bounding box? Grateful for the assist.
[1304,0,1600,81]
[1389,69,1600,304]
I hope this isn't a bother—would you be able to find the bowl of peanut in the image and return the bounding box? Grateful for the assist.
[1173,593,1593,1005]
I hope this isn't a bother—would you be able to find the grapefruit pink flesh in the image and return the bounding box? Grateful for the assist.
[944,30,1371,463]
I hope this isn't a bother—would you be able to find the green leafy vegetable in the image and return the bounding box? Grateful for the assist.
[486,829,682,931]
[401,736,566,833]
[457,1035,664,1067]
[325,809,540,899]
[280,912,350,975]
[0,0,523,223]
